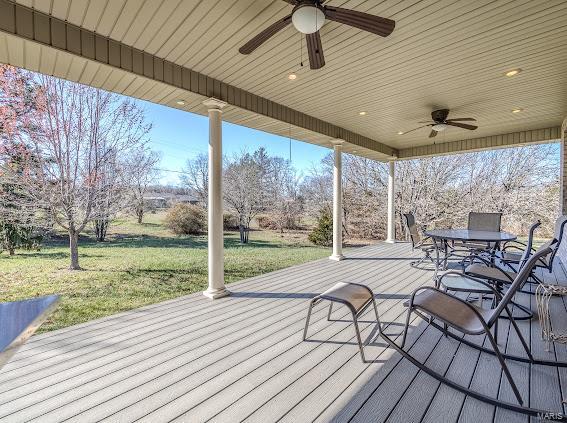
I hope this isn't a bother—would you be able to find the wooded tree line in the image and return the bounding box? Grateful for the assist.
[184,143,559,245]
[0,65,159,268]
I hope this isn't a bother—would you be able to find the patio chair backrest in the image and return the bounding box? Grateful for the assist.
[403,213,422,246]
[545,215,567,271]
[468,212,502,232]
[488,245,552,327]
[519,220,541,268]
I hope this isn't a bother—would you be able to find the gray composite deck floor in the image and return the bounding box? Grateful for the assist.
[0,242,566,423]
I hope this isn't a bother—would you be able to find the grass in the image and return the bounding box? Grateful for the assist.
[0,212,330,332]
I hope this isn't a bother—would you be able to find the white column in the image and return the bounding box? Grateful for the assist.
[561,117,567,215]
[386,160,396,243]
[203,98,230,299]
[330,141,345,261]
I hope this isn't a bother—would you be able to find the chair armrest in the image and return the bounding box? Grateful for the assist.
[438,271,502,299]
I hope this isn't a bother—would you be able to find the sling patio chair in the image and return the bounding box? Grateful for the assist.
[500,216,567,283]
[461,222,540,320]
[466,216,567,299]
[380,246,567,419]
[403,213,435,269]
[451,211,503,255]
[497,220,541,272]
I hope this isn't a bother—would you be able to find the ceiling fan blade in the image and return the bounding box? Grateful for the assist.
[429,130,438,138]
[323,6,395,37]
[401,124,432,135]
[306,31,325,70]
[446,121,478,130]
[281,0,296,4]
[239,15,292,54]
[446,117,477,122]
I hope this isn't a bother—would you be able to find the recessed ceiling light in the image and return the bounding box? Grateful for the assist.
[511,107,524,113]
[397,131,404,135]
[505,68,522,77]
[359,111,367,116]
[352,150,357,153]
[176,100,185,105]
[288,73,297,80]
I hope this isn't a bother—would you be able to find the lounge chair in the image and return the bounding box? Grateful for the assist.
[381,246,567,419]
[403,213,435,269]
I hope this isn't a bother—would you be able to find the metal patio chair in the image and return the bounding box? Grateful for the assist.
[453,211,502,253]
[380,246,567,419]
[403,213,435,269]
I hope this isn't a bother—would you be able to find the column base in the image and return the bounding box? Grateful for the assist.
[385,239,396,244]
[203,286,231,299]
[329,254,345,261]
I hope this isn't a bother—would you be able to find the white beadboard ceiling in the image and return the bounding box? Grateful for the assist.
[8,0,567,155]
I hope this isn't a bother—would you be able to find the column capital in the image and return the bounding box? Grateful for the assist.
[562,117,567,135]
[203,97,227,111]
[330,139,345,147]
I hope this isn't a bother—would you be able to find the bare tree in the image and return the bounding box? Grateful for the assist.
[182,153,208,207]
[23,76,151,269]
[224,149,269,243]
[265,157,303,232]
[128,147,161,224]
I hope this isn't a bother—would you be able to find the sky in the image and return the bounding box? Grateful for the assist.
[139,100,329,186]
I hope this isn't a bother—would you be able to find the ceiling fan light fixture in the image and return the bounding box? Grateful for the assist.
[176,100,185,106]
[288,73,297,80]
[292,4,325,34]
[432,123,448,132]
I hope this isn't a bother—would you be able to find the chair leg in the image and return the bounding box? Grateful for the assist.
[494,318,498,344]
[352,312,366,363]
[504,306,534,361]
[486,330,523,405]
[371,297,382,335]
[303,300,316,341]
[327,302,333,321]
[400,307,414,348]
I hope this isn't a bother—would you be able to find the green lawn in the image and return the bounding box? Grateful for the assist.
[0,213,330,332]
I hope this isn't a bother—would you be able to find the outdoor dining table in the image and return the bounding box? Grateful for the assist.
[423,228,535,320]
[424,229,517,274]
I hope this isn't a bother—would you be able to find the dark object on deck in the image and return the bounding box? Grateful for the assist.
[0,295,60,370]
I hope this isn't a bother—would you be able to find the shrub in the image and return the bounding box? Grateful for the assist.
[223,212,239,230]
[308,210,333,246]
[165,204,206,235]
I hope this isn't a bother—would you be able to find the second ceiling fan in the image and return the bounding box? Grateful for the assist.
[239,0,395,70]
[402,109,478,138]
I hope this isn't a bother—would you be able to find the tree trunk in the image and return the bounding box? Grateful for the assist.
[239,224,249,244]
[69,230,81,270]
[8,247,14,256]
[137,207,144,224]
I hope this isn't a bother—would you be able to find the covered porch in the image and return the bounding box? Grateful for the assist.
[0,241,566,422]
[1,0,567,421]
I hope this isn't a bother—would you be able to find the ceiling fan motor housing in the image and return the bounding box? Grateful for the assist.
[431,109,450,122]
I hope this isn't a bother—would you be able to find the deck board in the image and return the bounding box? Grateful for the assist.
[0,242,566,423]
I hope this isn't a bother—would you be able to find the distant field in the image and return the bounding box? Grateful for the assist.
[0,212,330,332]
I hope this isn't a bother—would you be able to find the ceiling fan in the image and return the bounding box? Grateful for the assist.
[402,109,478,138]
[238,0,395,70]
